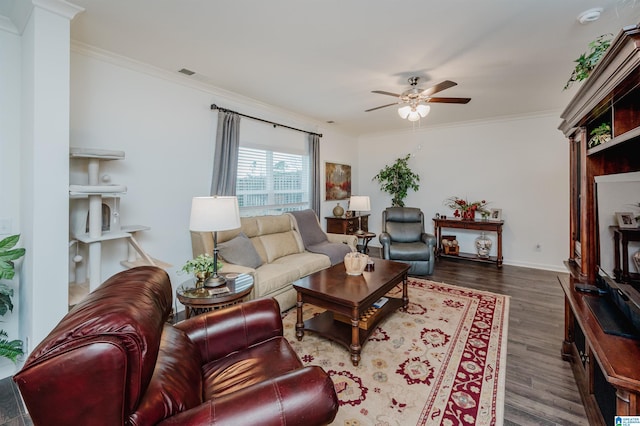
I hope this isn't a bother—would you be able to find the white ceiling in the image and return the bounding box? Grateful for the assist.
[9,0,640,135]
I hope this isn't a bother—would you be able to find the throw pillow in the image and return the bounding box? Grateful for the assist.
[218,232,263,269]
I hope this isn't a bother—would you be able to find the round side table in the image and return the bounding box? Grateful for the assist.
[355,232,376,254]
[177,273,254,319]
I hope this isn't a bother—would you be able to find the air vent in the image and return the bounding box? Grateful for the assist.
[178,68,195,76]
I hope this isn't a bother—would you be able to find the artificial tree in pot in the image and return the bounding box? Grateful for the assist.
[373,154,420,207]
[0,234,25,363]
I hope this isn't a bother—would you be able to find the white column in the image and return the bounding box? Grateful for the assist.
[19,1,84,349]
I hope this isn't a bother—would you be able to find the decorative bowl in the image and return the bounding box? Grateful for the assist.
[344,252,369,276]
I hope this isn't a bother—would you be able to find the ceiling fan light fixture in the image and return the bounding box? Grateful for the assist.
[416,104,430,117]
[407,111,421,122]
[398,105,412,119]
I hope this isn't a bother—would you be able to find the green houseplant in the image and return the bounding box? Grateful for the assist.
[0,234,26,363]
[588,123,611,148]
[564,34,612,90]
[181,253,222,282]
[372,154,420,207]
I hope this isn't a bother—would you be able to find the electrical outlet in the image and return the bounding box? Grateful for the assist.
[0,218,12,235]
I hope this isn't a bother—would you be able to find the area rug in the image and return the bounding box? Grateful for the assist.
[282,278,509,426]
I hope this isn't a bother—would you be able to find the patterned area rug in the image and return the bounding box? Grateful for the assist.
[282,278,509,426]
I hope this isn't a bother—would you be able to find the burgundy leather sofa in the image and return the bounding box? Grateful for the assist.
[13,266,338,425]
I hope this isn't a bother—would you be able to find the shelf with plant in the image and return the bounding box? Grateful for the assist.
[564,34,612,91]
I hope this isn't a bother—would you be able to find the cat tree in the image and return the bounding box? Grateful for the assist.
[69,147,168,295]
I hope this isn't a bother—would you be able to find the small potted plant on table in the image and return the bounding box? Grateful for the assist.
[181,254,222,293]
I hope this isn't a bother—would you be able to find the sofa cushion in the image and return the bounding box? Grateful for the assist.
[129,324,203,426]
[289,209,327,246]
[259,231,302,263]
[254,263,301,297]
[218,232,263,269]
[273,252,330,278]
[201,336,301,399]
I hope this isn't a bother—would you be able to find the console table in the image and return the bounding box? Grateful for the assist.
[433,218,504,268]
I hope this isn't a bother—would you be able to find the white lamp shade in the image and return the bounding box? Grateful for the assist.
[407,111,421,121]
[349,195,371,212]
[189,196,241,232]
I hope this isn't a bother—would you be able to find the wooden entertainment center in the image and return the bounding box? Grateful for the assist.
[558,24,640,425]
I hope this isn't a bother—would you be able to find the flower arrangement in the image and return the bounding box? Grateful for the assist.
[181,254,222,280]
[444,196,489,220]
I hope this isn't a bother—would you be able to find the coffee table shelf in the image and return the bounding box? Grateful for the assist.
[304,297,403,348]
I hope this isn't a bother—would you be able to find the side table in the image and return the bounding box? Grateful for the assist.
[177,273,254,319]
[355,232,376,254]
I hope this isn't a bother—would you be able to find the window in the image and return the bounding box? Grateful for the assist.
[236,147,309,216]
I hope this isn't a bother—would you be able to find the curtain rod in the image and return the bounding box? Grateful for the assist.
[211,104,322,138]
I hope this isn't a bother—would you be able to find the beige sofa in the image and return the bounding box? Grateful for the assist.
[191,213,357,312]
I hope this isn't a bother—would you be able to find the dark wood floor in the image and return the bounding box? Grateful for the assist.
[0,258,588,426]
[429,257,588,425]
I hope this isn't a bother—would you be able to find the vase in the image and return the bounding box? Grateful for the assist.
[462,210,475,221]
[333,202,344,217]
[475,232,492,258]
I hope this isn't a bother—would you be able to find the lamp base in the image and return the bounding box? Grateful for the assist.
[205,274,227,287]
[355,229,365,235]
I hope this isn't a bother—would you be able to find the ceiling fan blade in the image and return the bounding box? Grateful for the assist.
[365,102,399,112]
[426,97,471,104]
[372,90,402,98]
[420,80,457,97]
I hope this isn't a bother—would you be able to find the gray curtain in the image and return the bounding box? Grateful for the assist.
[211,110,240,196]
[309,133,320,216]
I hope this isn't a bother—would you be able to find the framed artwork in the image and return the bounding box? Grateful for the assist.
[489,208,502,221]
[325,162,351,200]
[616,212,638,229]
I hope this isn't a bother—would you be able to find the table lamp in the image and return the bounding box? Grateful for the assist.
[349,195,370,235]
[189,196,241,286]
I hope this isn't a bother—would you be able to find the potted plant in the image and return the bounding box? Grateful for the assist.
[181,254,222,283]
[372,154,420,207]
[0,234,26,363]
[564,34,612,90]
[588,123,611,148]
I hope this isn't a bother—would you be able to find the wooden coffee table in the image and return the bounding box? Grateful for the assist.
[293,258,410,366]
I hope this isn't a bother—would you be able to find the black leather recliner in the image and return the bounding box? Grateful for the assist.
[379,207,436,275]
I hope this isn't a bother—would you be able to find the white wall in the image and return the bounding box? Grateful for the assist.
[358,113,569,271]
[69,46,360,294]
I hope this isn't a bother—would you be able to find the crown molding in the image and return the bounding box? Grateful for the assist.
[4,0,83,35]
[70,40,329,137]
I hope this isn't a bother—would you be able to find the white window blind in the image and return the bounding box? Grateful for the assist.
[236,146,310,216]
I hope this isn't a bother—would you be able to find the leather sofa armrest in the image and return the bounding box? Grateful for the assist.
[379,232,391,259]
[327,233,357,250]
[175,298,282,364]
[157,366,338,426]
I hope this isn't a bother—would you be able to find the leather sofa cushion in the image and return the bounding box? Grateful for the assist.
[201,336,302,399]
[129,324,203,426]
[386,221,423,243]
[259,231,302,263]
[389,241,432,260]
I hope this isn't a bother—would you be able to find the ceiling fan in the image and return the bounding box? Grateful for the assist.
[366,77,471,121]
